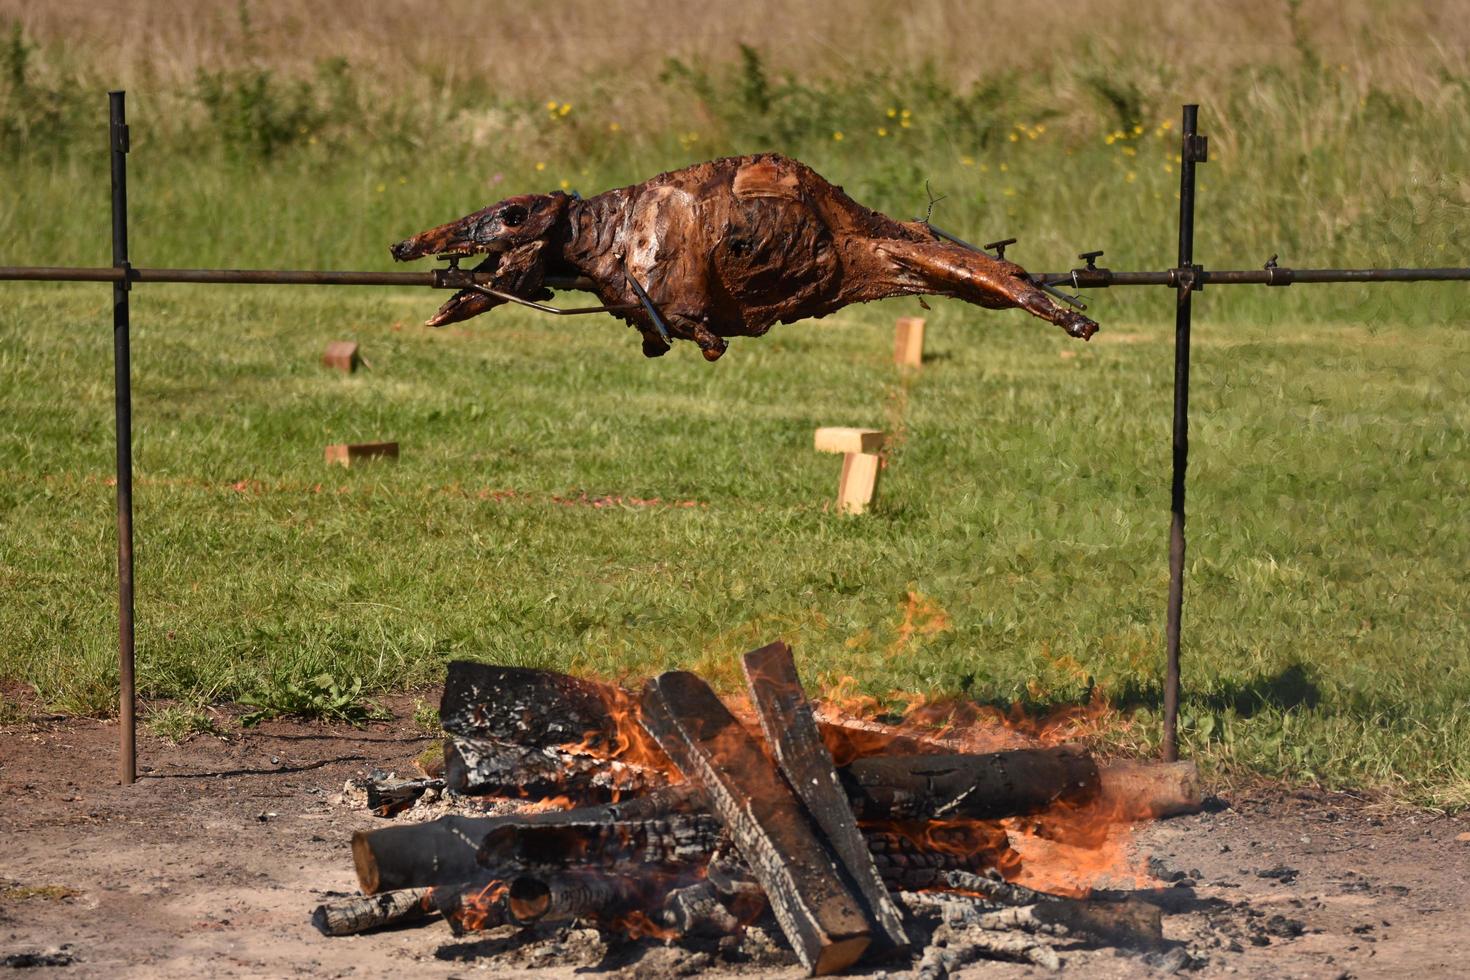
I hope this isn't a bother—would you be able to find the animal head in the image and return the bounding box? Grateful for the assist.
[390,192,571,262]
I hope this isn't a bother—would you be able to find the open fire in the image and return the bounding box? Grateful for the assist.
[315,642,1203,976]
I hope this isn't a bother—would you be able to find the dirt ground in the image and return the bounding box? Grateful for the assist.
[3,707,1467,979]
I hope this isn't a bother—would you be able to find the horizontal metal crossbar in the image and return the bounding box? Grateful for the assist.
[3,264,1467,291]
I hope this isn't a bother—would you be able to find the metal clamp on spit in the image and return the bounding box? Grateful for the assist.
[1171,263,1205,295]
[1070,250,1111,290]
[1264,254,1294,286]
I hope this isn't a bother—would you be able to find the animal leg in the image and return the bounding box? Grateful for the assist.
[877,241,1098,340]
[679,316,730,362]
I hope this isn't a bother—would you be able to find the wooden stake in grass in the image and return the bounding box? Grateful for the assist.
[324,442,398,467]
[321,340,360,373]
[894,316,925,367]
[814,427,885,515]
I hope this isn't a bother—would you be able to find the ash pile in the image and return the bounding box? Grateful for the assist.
[316,642,1209,976]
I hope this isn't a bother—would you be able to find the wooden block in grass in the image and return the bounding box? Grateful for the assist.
[325,442,399,467]
[813,427,885,455]
[322,340,360,373]
[893,316,925,368]
[814,427,885,516]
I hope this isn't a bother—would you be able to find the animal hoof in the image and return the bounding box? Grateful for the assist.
[1062,312,1099,341]
[641,336,671,358]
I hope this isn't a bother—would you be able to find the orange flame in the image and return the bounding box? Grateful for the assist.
[613,908,680,942]
[453,878,508,933]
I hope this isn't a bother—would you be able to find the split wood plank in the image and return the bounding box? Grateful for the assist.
[894,316,925,367]
[321,340,361,373]
[742,641,909,953]
[324,441,398,467]
[640,670,872,976]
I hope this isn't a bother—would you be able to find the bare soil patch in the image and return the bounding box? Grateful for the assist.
[2,709,1467,978]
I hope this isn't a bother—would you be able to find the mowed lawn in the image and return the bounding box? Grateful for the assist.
[0,285,1466,804]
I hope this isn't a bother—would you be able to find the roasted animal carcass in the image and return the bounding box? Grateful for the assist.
[390,153,1096,360]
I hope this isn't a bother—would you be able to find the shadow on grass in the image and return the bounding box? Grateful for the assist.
[957,661,1324,721]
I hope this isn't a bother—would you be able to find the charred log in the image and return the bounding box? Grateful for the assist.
[352,788,702,894]
[640,670,873,976]
[440,661,641,753]
[507,870,657,926]
[477,814,724,871]
[311,887,435,936]
[443,735,660,800]
[432,877,511,936]
[743,641,909,953]
[840,747,1101,821]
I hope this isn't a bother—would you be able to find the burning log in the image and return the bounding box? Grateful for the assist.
[432,877,510,936]
[353,787,705,893]
[743,641,909,953]
[477,813,725,871]
[507,870,656,926]
[660,881,749,938]
[440,661,658,758]
[840,747,1101,821]
[640,670,873,976]
[443,736,659,799]
[1096,759,1202,818]
[310,887,435,936]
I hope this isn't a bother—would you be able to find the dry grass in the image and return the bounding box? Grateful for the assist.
[9,0,1470,111]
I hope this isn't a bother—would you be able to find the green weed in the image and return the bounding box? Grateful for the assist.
[238,671,388,726]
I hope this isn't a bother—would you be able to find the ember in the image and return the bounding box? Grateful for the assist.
[316,642,1204,976]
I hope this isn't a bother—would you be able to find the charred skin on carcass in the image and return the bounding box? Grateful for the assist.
[390,154,1098,360]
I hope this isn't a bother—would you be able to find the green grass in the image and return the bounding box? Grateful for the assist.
[1,283,1466,805]
[1,6,1468,805]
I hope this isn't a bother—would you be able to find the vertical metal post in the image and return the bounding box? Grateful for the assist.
[109,91,136,785]
[1163,104,1206,762]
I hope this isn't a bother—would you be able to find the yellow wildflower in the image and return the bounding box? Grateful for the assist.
[1008,132,1019,142]
[1123,146,1137,157]
[1160,119,1173,130]
[1035,123,1046,134]
[833,131,845,141]
[546,100,558,110]
[559,103,572,116]
[375,183,385,193]
[1132,124,1144,135]
[1164,163,1173,174]
[608,122,621,132]
[559,179,571,190]
[900,119,911,129]
[900,108,911,119]
[999,162,1008,172]
[877,127,889,137]
[887,107,897,118]
[1125,171,1136,183]
[961,155,975,166]
[535,161,546,171]
[1105,134,1116,145]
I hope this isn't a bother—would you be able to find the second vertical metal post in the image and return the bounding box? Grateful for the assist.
[110,90,136,785]
[1163,104,1206,762]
